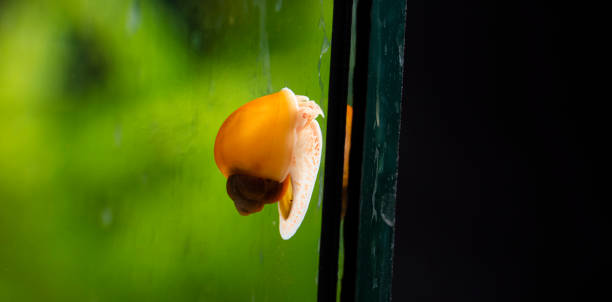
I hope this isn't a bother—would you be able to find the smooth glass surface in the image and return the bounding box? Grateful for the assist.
[0,1,332,301]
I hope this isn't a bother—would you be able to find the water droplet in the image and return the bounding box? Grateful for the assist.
[114,124,122,147]
[255,0,271,93]
[191,31,202,50]
[101,207,113,227]
[371,149,379,222]
[126,0,141,35]
[381,211,395,227]
[275,0,283,12]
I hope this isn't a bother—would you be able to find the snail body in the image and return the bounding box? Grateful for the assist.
[214,88,324,239]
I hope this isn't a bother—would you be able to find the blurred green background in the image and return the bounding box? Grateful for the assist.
[0,0,332,301]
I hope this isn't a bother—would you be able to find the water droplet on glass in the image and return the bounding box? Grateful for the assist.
[114,124,122,147]
[317,19,329,102]
[381,210,395,227]
[126,0,141,35]
[191,31,202,50]
[398,44,404,67]
[255,0,271,93]
[371,149,379,222]
[101,207,113,227]
[275,0,283,12]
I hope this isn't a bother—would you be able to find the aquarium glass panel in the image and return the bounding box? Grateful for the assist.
[0,0,332,301]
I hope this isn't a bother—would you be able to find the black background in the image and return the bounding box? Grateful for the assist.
[392,1,604,301]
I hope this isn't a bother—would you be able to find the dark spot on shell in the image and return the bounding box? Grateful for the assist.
[226,174,284,215]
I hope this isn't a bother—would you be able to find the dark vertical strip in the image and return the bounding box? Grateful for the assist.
[390,1,415,300]
[353,0,407,301]
[340,0,372,301]
[318,0,353,301]
[392,1,567,300]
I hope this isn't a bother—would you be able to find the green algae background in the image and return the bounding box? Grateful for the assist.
[0,0,332,301]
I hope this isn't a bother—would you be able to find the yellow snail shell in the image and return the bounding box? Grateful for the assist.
[214,88,323,239]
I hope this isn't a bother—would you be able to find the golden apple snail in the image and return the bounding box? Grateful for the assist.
[214,88,324,239]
